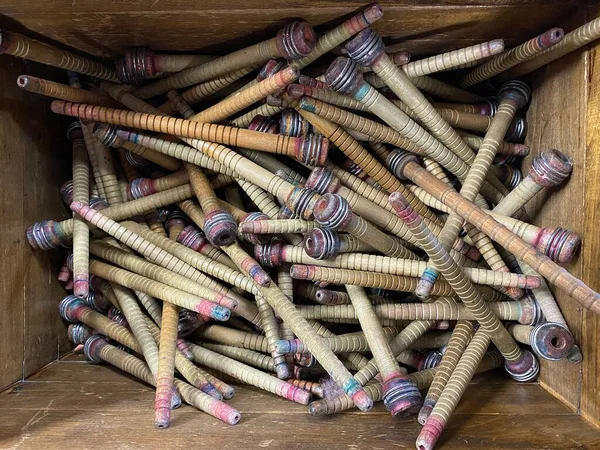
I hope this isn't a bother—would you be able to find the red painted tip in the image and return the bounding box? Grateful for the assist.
[416,415,446,450]
[73,280,90,298]
[351,389,373,412]
[69,200,87,214]
[154,407,171,429]
[289,265,310,280]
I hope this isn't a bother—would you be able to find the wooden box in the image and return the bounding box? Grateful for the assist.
[0,1,599,448]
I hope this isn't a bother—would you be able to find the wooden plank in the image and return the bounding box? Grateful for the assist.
[522,15,588,411]
[20,63,72,379]
[0,362,580,417]
[0,57,70,391]
[2,362,599,449]
[0,2,580,58]
[581,28,600,427]
[0,56,26,391]
[0,406,596,449]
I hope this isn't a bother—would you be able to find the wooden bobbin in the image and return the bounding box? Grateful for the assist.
[501,16,600,80]
[460,28,565,87]
[133,21,316,99]
[116,46,215,83]
[401,39,505,78]
[68,122,91,298]
[17,75,119,107]
[0,29,118,81]
[51,100,330,166]
[416,328,492,450]
[390,192,539,382]
[346,285,420,416]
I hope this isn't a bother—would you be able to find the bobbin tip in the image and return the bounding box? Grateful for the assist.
[248,114,279,133]
[530,322,575,361]
[257,59,284,82]
[391,50,411,65]
[203,210,238,247]
[489,39,505,54]
[289,264,310,280]
[350,389,373,412]
[499,80,531,109]
[416,416,445,450]
[344,28,385,67]
[73,281,90,299]
[505,349,539,382]
[536,227,581,263]
[529,148,573,187]
[59,295,86,322]
[83,335,107,363]
[276,21,316,60]
[312,193,352,230]
[287,83,307,99]
[304,228,341,259]
[383,375,422,417]
[276,363,291,380]
[417,403,434,425]
[0,30,9,54]
[249,266,273,287]
[325,57,363,95]
[539,27,565,48]
[154,407,171,429]
[363,3,384,24]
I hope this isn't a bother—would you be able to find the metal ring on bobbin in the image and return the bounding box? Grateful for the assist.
[312,193,353,230]
[305,167,339,194]
[304,228,341,259]
[295,134,329,166]
[386,149,421,181]
[248,114,279,133]
[285,187,321,220]
[203,210,238,247]
[68,323,93,345]
[498,80,532,109]
[254,239,285,267]
[280,109,313,137]
[504,349,540,382]
[343,28,385,67]
[116,47,157,84]
[83,335,108,363]
[530,322,575,361]
[92,122,120,147]
[383,374,422,417]
[275,21,316,60]
[529,149,573,187]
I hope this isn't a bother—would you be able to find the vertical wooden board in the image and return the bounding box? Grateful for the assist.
[581,38,600,427]
[523,48,587,410]
[18,62,71,379]
[0,57,26,390]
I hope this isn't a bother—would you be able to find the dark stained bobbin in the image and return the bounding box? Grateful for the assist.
[303,228,341,260]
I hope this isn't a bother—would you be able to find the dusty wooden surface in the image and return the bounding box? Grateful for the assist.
[0,1,583,58]
[0,357,598,449]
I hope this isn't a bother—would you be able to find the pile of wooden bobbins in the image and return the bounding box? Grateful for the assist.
[8,3,600,449]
